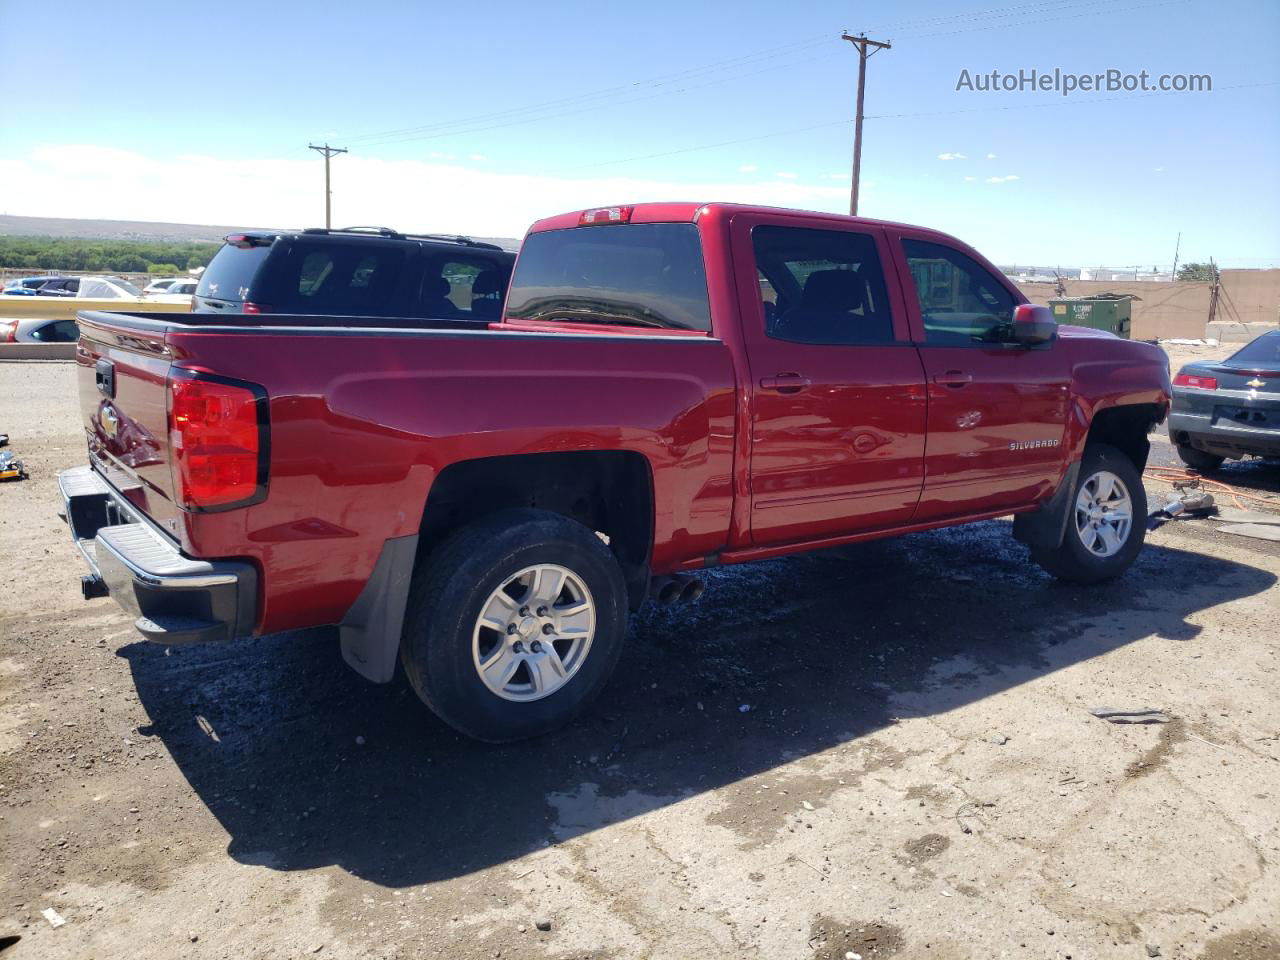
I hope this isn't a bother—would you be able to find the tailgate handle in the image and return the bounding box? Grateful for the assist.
[760,373,811,395]
[95,359,116,399]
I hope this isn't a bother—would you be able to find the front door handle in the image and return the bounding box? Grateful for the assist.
[760,373,811,394]
[932,370,973,388]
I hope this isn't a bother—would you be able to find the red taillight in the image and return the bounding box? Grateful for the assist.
[241,301,269,314]
[0,320,16,342]
[1173,373,1218,390]
[167,372,267,510]
[579,206,633,225]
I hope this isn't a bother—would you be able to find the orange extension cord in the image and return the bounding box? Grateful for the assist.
[1143,466,1278,511]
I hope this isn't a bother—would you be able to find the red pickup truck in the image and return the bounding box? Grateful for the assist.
[60,202,1171,741]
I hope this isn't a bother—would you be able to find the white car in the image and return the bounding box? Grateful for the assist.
[143,278,198,300]
[142,278,183,295]
[74,276,146,299]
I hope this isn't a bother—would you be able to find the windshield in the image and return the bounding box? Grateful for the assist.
[505,223,711,331]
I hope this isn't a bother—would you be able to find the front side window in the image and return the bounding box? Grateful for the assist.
[505,223,711,331]
[752,225,895,345]
[902,239,1016,345]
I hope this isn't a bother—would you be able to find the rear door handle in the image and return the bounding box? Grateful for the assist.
[760,373,811,394]
[932,371,973,388]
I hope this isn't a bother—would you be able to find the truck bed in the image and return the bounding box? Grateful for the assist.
[74,309,737,636]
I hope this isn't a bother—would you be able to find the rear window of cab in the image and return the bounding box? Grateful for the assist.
[504,223,712,332]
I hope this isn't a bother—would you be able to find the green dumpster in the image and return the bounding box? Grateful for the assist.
[1048,293,1137,339]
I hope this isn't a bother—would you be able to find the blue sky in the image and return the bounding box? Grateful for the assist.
[1,0,1277,267]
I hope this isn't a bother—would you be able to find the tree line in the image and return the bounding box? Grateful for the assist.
[0,236,220,274]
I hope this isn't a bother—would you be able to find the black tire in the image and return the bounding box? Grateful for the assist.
[1031,443,1147,584]
[399,508,628,742]
[1176,444,1225,472]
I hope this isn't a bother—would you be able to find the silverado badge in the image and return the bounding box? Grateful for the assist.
[1246,378,1265,388]
[1009,438,1060,451]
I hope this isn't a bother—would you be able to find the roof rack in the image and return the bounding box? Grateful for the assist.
[404,233,503,250]
[296,226,501,250]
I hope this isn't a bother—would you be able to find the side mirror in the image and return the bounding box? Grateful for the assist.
[1012,303,1057,345]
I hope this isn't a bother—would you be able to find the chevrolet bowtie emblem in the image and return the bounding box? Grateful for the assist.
[1246,378,1265,388]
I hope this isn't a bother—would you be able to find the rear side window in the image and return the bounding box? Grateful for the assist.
[505,223,711,331]
[752,225,895,344]
[419,255,511,320]
[196,244,272,303]
[31,319,78,342]
[271,243,407,315]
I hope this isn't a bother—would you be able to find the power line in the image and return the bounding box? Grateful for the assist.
[883,0,1195,39]
[341,33,834,146]
[570,80,1275,172]
[864,79,1278,119]
[348,44,841,149]
[339,0,1192,151]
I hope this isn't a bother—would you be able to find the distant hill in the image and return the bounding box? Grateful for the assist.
[0,214,521,250]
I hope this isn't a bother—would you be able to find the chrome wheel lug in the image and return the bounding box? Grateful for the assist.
[512,641,524,653]
[542,623,554,634]
[536,606,548,616]
[530,641,543,653]
[506,623,518,635]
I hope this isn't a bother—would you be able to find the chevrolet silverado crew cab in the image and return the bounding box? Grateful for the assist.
[59,202,1171,741]
[193,226,515,320]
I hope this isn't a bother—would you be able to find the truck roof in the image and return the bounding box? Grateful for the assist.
[526,202,957,242]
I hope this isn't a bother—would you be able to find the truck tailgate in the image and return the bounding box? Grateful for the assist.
[75,311,181,536]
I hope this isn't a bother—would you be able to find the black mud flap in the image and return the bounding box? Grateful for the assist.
[338,534,419,683]
[1013,461,1080,550]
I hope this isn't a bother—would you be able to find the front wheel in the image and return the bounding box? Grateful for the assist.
[1031,443,1147,584]
[400,509,628,742]
[1176,444,1225,472]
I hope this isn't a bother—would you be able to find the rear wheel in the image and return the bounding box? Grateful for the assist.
[400,508,627,742]
[1176,444,1225,472]
[1031,443,1146,584]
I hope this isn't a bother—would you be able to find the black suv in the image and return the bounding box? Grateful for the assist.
[193,227,517,320]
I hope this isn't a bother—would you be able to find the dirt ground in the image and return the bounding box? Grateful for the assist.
[2,346,1278,960]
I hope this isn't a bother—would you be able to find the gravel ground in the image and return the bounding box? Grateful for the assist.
[1,350,1278,960]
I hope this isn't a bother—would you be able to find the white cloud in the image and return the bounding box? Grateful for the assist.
[739,163,759,173]
[0,145,848,237]
[963,176,977,181]
[937,152,967,160]
[985,175,1020,184]
[469,153,488,162]
[775,171,798,179]
[1153,166,1164,172]
[827,173,848,180]
[986,152,997,159]
[428,151,456,160]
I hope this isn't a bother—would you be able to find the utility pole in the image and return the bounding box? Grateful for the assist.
[308,143,348,229]
[1207,257,1220,325]
[841,32,891,217]
[1170,230,1181,280]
